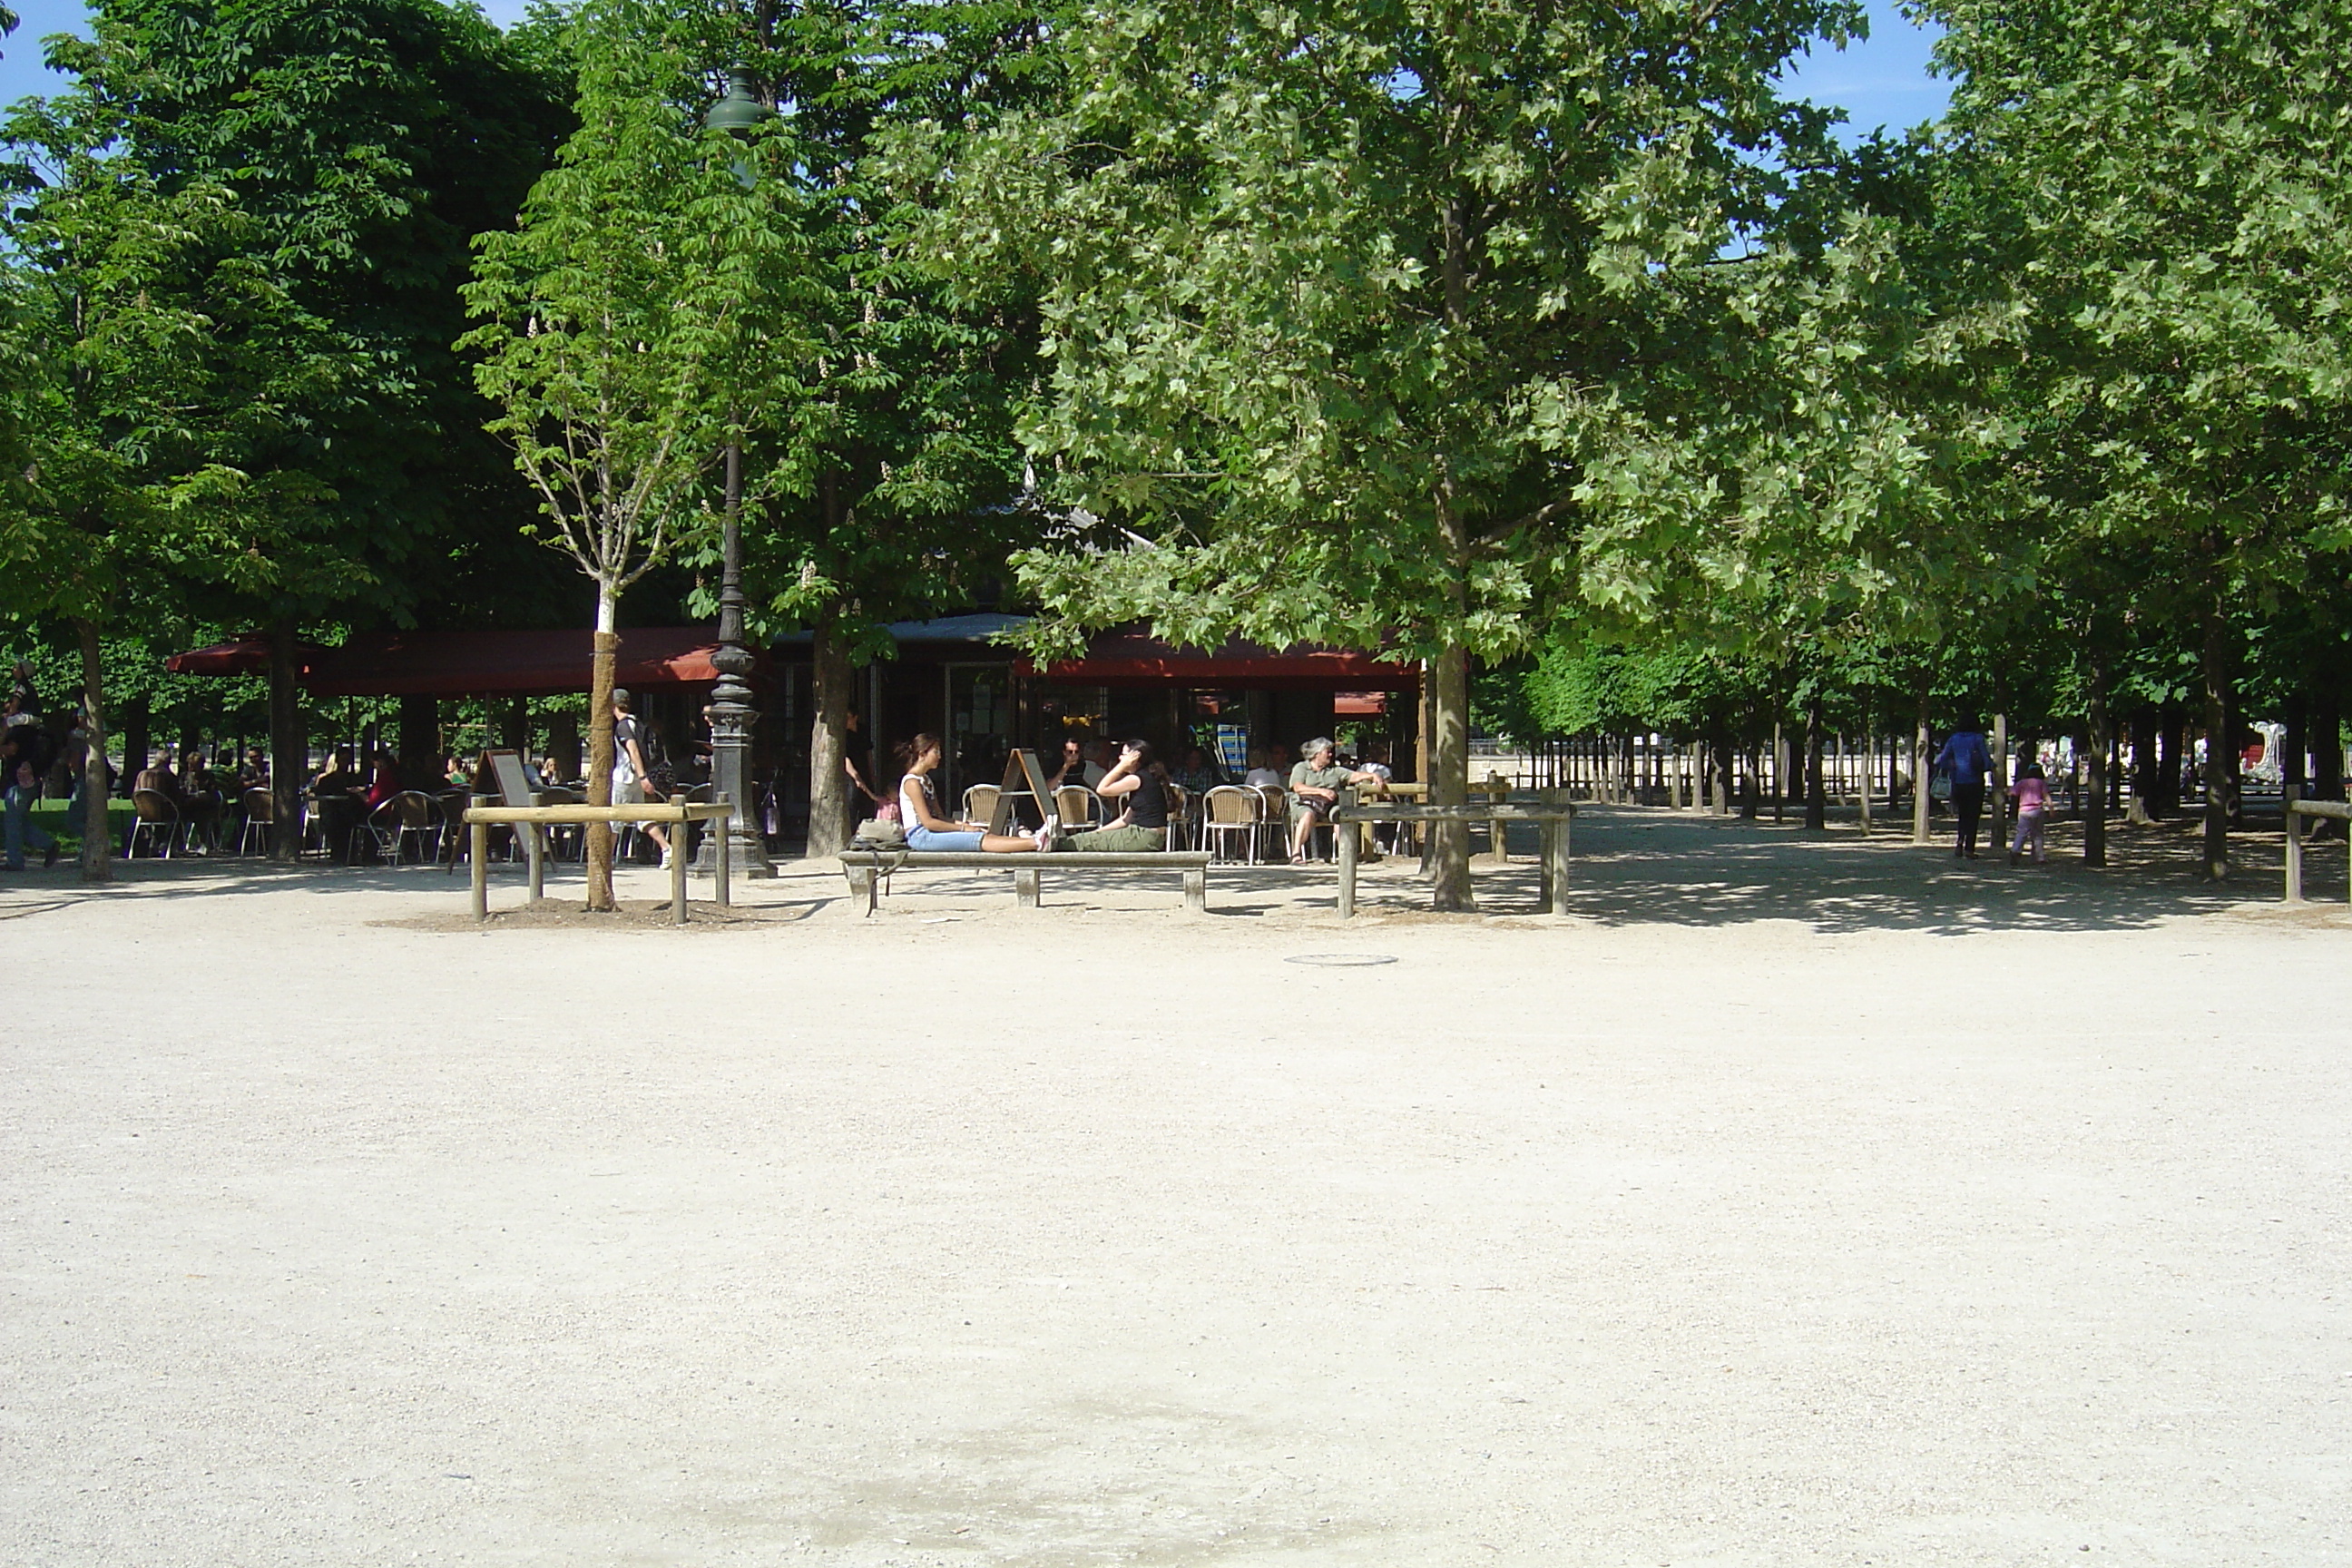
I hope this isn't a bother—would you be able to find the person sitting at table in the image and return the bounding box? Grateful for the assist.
[897,732,1050,853]
[1241,748,1284,789]
[1056,740,1172,853]
[178,750,223,851]
[1174,746,1220,795]
[1287,736,1386,865]
[133,750,183,803]
[1045,736,1088,791]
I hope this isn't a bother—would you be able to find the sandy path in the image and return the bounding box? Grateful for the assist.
[3,813,2347,1565]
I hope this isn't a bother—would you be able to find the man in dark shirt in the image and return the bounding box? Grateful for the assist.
[1934,720,1993,858]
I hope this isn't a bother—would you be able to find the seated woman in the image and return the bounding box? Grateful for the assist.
[1061,740,1171,853]
[897,733,1049,852]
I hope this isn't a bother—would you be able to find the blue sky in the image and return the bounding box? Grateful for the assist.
[1,0,1951,143]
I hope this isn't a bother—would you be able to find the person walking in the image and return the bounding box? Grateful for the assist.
[1934,718,1993,859]
[2009,762,2051,865]
[609,689,671,868]
[5,757,58,869]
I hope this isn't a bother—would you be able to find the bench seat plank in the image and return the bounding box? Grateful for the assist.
[838,850,1210,912]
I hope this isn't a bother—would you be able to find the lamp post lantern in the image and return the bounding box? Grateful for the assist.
[699,71,776,879]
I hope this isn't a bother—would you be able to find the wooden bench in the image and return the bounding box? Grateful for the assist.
[838,849,1212,912]
[465,800,738,925]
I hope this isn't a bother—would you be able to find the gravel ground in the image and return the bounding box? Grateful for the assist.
[2,811,2347,1566]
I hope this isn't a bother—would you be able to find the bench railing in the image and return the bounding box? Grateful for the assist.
[464,799,738,925]
[1329,786,1577,917]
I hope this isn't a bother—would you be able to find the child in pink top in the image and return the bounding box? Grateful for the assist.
[2009,762,2051,864]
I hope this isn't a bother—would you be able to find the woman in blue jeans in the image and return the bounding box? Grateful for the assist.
[897,734,1052,853]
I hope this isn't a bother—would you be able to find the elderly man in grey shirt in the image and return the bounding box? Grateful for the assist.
[1286,736,1386,865]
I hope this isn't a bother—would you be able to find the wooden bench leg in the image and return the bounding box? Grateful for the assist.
[1015,866,1041,908]
[1184,867,1207,913]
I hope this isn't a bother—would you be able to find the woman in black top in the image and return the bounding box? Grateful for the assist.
[1060,740,1171,852]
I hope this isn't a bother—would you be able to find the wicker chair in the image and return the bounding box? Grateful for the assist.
[1054,784,1102,829]
[236,787,275,856]
[1200,785,1261,864]
[124,789,181,859]
[962,783,1002,831]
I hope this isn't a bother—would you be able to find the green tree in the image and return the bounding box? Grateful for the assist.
[0,92,347,879]
[1924,0,2352,878]
[73,0,572,852]
[638,0,1062,858]
[463,0,806,909]
[933,0,1947,907]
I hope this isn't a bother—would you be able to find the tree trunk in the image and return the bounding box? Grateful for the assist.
[2084,666,2110,868]
[2200,612,2231,880]
[1771,720,1785,823]
[1427,640,1473,910]
[1911,691,1932,845]
[807,609,854,860]
[2155,705,2184,818]
[2312,687,2344,802]
[584,588,620,912]
[397,694,437,796]
[2282,691,2308,807]
[1803,700,1826,830]
[2125,706,2152,822]
[74,619,113,884]
[269,620,305,863]
[501,696,529,755]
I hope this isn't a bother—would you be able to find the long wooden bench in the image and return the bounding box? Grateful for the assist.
[838,848,1212,912]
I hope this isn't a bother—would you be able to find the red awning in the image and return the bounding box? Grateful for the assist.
[301,628,724,698]
[168,628,730,698]
[162,633,326,677]
[1022,632,1416,691]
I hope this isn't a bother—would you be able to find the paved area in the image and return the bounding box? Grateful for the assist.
[3,812,2347,1564]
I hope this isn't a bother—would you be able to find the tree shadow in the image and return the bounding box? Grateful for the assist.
[1402,809,2316,934]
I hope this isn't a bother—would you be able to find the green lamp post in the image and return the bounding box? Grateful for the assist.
[699,70,776,878]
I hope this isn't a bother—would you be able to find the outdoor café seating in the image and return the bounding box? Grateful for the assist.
[236,787,276,856]
[125,789,181,858]
[353,790,442,865]
[1200,784,1261,863]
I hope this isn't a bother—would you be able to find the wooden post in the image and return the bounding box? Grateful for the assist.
[527,823,545,902]
[1543,789,1571,916]
[1336,786,1358,917]
[470,820,488,921]
[671,810,690,925]
[2285,792,2304,902]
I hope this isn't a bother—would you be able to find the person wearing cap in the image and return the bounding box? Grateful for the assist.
[609,689,671,867]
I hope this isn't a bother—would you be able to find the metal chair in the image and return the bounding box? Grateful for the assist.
[1162,783,1191,848]
[1254,785,1290,861]
[236,788,274,856]
[963,783,1001,829]
[1201,785,1261,864]
[353,790,441,865]
[1054,784,1102,828]
[124,789,181,858]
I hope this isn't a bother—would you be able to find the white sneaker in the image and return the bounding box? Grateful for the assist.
[659,848,674,868]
